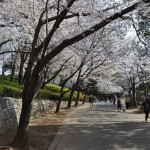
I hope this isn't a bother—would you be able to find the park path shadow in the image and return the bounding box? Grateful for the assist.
[52,121,150,150]
[50,102,148,150]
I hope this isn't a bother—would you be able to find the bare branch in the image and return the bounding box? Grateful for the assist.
[0,39,12,47]
[121,16,150,52]
[20,12,29,19]
[0,51,31,55]
[41,13,79,25]
[33,0,76,57]
[103,3,121,12]
[34,1,141,74]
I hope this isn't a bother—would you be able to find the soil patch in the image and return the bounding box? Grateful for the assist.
[0,108,71,150]
[127,106,142,114]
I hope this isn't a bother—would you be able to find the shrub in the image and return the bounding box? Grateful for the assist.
[36,89,60,100]
[45,84,62,93]
[0,77,23,98]
[0,76,84,101]
[0,85,22,98]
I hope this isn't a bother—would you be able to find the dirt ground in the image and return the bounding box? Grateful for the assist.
[0,108,71,150]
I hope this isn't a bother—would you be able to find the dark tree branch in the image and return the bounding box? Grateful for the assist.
[41,56,73,88]
[41,13,79,25]
[121,16,150,52]
[0,39,12,47]
[41,11,90,25]
[33,1,140,74]
[20,12,29,19]
[33,0,76,58]
[0,51,31,55]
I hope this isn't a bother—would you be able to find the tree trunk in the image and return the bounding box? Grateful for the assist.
[11,64,40,148]
[41,81,46,89]
[82,85,89,104]
[144,84,148,98]
[2,65,4,76]
[68,88,75,108]
[55,96,63,113]
[55,85,64,113]
[11,97,33,149]
[132,79,137,107]
[10,63,15,82]
[75,89,80,106]
[18,70,23,85]
[18,57,26,85]
[129,77,137,108]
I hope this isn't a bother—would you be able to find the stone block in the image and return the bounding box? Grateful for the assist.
[14,109,21,122]
[0,120,5,128]
[32,107,41,118]
[11,99,18,109]
[0,112,3,121]
[0,120,6,134]
[5,119,15,128]
[14,120,18,127]
[0,98,7,109]
[6,99,14,109]
[8,109,17,120]
[60,101,67,108]
[39,105,42,112]
[2,109,11,120]
[12,99,22,109]
[5,119,11,128]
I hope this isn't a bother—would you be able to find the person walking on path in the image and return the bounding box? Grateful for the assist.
[117,96,121,112]
[141,97,150,122]
[113,95,117,105]
[121,96,126,112]
[141,95,146,104]
[89,95,94,108]
[124,94,130,109]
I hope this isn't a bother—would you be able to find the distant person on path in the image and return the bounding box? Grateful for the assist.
[117,96,121,112]
[89,96,94,108]
[121,96,126,112]
[141,95,146,105]
[124,95,130,109]
[113,95,117,105]
[108,95,112,103]
[141,97,150,122]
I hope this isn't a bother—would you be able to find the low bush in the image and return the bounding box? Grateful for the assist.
[36,89,60,100]
[0,85,22,98]
[45,84,62,93]
[0,76,84,101]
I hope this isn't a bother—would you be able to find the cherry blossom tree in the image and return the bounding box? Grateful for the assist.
[0,0,149,148]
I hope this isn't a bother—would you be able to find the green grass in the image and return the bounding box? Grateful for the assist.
[42,84,84,101]
[45,84,62,92]
[0,76,84,101]
[0,76,23,98]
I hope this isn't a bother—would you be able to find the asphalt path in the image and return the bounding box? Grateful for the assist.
[48,101,150,150]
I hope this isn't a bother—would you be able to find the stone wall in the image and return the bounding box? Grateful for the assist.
[0,97,68,134]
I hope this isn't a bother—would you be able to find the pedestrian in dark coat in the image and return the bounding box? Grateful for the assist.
[141,97,150,122]
[117,96,121,112]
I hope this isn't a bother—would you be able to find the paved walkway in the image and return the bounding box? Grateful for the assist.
[48,102,150,150]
